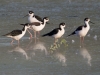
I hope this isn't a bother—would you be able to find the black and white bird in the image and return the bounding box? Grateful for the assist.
[24,11,43,23]
[29,17,49,38]
[68,18,94,44]
[3,23,30,45]
[42,22,66,43]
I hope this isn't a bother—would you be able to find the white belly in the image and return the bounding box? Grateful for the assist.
[53,29,65,39]
[76,27,90,37]
[32,25,45,32]
[13,31,26,40]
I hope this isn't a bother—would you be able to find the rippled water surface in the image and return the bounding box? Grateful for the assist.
[0,0,100,75]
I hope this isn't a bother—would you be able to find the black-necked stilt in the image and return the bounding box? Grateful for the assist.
[42,22,66,43]
[3,23,30,45]
[24,11,43,23]
[29,17,49,38]
[68,18,94,44]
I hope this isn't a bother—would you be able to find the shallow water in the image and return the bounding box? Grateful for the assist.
[0,0,100,75]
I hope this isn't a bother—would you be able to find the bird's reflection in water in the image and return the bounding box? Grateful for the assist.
[9,46,30,60]
[27,38,48,57]
[79,46,92,66]
[52,50,67,66]
[33,41,48,55]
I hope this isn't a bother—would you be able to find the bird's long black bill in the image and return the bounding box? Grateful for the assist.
[46,22,50,24]
[90,21,95,24]
[20,24,25,26]
[23,14,28,18]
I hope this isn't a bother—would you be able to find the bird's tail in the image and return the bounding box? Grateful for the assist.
[2,34,8,36]
[2,33,11,37]
[2,34,5,36]
[42,33,48,37]
[67,31,75,37]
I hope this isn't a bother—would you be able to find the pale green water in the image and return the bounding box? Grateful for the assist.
[0,0,100,75]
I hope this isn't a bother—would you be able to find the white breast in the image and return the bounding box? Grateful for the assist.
[54,29,65,39]
[76,26,90,37]
[32,24,45,31]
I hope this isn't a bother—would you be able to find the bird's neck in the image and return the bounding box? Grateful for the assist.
[84,21,89,26]
[22,26,27,32]
[84,22,90,28]
[30,14,34,17]
[42,20,46,25]
[59,26,64,31]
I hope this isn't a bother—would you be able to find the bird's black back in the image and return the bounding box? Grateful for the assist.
[42,28,59,37]
[29,22,40,26]
[75,25,83,31]
[4,30,22,36]
[68,25,83,36]
[34,15,43,22]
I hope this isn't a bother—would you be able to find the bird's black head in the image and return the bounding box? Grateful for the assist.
[43,17,49,20]
[84,18,89,21]
[43,17,49,23]
[59,22,65,26]
[84,18,95,24]
[23,11,34,18]
[20,23,30,26]
[20,23,30,31]
[59,22,66,28]
[29,11,34,14]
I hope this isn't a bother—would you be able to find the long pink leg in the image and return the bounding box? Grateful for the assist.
[18,40,20,46]
[80,37,84,47]
[54,38,58,45]
[34,38,37,44]
[11,39,14,45]
[37,31,40,37]
[34,31,36,38]
[27,29,33,39]
[81,37,84,45]
[31,27,37,38]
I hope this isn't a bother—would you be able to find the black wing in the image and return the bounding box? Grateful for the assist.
[4,30,22,36]
[75,25,83,31]
[68,25,83,36]
[29,22,40,26]
[42,28,59,37]
[34,15,43,22]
